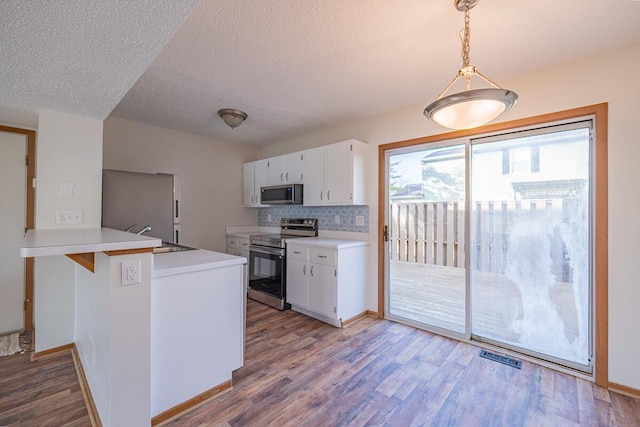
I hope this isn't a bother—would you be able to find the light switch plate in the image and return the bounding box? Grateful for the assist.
[59,181,74,196]
[356,215,365,226]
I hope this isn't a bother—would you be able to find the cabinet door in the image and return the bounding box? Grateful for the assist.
[238,238,250,253]
[242,163,256,206]
[254,160,269,205]
[309,263,337,318]
[284,152,304,183]
[286,258,309,307]
[302,146,325,205]
[325,141,353,204]
[267,155,286,185]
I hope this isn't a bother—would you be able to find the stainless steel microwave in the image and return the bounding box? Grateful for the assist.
[260,184,303,205]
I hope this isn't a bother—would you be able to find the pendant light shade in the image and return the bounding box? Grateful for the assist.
[218,108,248,129]
[425,88,518,130]
[424,0,518,130]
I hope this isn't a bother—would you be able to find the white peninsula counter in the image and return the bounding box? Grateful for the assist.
[150,249,246,421]
[21,228,247,426]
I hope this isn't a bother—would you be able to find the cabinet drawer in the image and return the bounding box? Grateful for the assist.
[310,248,336,266]
[287,245,308,261]
[238,239,250,250]
[226,237,239,248]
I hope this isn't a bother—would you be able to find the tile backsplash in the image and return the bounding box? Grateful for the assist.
[258,205,369,233]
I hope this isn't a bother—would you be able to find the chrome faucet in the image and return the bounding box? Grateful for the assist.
[136,225,152,235]
[124,224,139,232]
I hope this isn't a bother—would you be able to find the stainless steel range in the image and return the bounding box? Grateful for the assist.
[248,218,318,310]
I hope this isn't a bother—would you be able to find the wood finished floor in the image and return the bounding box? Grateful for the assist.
[1,300,639,426]
[168,300,640,426]
[0,349,90,426]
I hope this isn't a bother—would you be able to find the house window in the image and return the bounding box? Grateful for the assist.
[502,146,541,175]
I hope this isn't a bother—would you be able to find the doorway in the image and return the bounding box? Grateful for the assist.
[0,125,35,334]
[379,104,608,384]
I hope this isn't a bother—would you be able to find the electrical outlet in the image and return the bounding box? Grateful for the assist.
[56,210,83,224]
[356,215,365,226]
[121,260,141,286]
[335,215,340,224]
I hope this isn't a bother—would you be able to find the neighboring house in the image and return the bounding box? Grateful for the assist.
[417,130,588,202]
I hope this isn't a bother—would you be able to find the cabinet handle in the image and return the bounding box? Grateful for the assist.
[293,250,301,254]
[327,190,330,200]
[320,191,323,201]
[318,255,327,258]
[286,172,289,181]
[280,173,283,181]
[303,264,306,275]
[310,265,314,277]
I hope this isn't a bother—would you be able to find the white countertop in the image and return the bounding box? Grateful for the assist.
[20,227,162,257]
[284,237,369,249]
[226,231,270,238]
[225,225,278,239]
[152,249,247,278]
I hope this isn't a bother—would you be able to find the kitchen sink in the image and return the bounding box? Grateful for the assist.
[153,242,197,254]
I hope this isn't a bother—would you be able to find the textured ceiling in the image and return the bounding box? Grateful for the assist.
[2,1,640,144]
[0,0,198,128]
[111,0,640,146]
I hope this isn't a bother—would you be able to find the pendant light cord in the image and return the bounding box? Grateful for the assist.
[462,5,471,68]
[462,5,472,90]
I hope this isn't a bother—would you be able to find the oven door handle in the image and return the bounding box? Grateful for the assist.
[250,245,285,257]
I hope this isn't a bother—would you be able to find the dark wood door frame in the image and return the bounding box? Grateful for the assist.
[378,104,608,387]
[1,124,36,332]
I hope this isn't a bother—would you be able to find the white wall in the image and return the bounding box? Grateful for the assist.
[36,109,103,228]
[34,109,104,351]
[103,116,259,252]
[76,252,153,427]
[260,42,640,390]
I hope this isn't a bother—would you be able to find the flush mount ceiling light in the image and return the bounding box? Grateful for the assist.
[424,0,518,130]
[217,108,248,129]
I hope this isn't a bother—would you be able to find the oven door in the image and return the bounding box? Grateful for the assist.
[248,245,285,299]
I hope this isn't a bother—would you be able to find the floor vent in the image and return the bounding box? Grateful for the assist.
[479,350,522,369]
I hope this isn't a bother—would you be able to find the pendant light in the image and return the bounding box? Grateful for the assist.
[218,108,248,129]
[424,0,518,130]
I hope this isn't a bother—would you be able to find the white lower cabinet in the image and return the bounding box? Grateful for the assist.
[286,257,309,307]
[226,235,250,293]
[226,236,250,258]
[286,240,367,327]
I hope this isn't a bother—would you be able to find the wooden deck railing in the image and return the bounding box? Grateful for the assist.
[390,199,576,280]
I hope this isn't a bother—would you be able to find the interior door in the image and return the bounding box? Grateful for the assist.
[0,130,28,333]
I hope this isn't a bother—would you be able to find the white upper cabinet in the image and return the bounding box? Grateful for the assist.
[243,160,268,207]
[303,139,368,206]
[242,139,366,208]
[267,153,304,185]
[302,147,325,205]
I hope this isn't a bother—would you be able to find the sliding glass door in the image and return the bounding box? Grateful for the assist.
[470,123,592,369]
[385,120,593,372]
[386,142,467,336]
